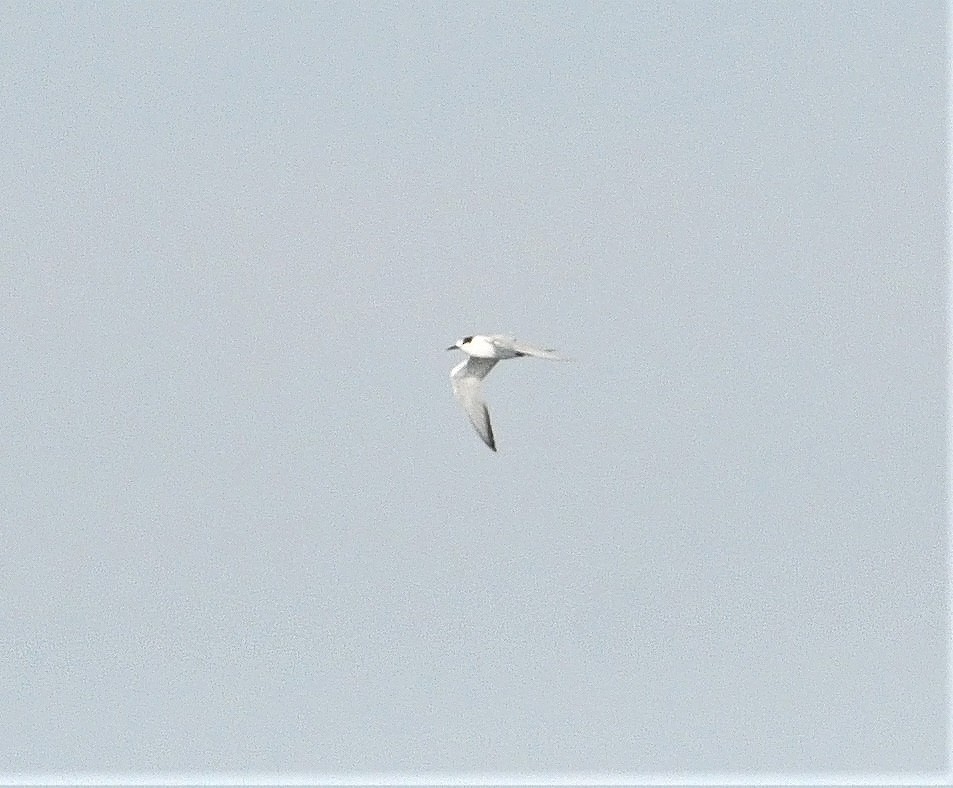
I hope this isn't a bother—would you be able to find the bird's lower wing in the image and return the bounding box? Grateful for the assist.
[457,384,495,451]
[451,358,498,451]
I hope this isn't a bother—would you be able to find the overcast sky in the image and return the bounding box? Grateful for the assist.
[1,2,948,781]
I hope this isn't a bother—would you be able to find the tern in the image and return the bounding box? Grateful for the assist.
[447,334,567,451]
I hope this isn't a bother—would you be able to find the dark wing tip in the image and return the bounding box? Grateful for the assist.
[484,407,496,451]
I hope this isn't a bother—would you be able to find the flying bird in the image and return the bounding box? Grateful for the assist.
[447,334,567,451]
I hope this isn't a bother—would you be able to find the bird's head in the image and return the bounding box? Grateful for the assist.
[446,335,473,351]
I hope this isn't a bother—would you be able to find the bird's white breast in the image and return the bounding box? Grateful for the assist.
[463,335,498,358]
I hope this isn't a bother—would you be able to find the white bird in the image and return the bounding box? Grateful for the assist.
[446,334,567,452]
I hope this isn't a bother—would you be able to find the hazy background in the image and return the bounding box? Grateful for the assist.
[1,2,947,776]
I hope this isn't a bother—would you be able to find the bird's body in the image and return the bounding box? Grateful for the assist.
[447,334,567,451]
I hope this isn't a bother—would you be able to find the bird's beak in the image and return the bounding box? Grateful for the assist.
[446,344,457,351]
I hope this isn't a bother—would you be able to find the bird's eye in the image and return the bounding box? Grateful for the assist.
[462,336,473,343]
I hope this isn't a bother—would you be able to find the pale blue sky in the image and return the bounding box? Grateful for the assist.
[1,2,947,777]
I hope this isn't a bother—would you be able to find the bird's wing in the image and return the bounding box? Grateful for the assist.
[450,356,499,451]
[490,335,567,360]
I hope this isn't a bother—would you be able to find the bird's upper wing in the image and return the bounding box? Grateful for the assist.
[490,335,566,360]
[450,356,499,451]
